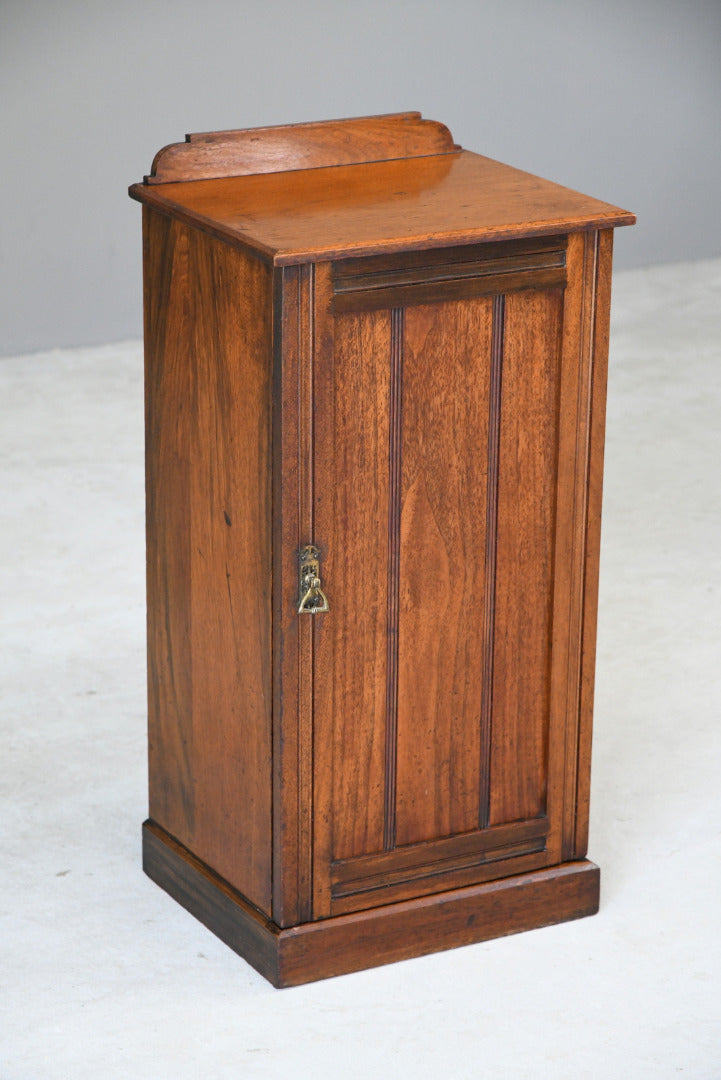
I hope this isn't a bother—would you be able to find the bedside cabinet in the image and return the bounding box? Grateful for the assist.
[129,112,634,986]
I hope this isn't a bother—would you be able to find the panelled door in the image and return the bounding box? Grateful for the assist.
[301,231,608,920]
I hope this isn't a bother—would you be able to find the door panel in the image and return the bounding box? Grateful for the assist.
[314,310,391,863]
[489,288,563,825]
[311,247,570,917]
[395,299,493,846]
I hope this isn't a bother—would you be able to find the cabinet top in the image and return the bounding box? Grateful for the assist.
[129,112,635,265]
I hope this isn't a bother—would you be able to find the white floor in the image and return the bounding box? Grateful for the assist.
[2,259,720,1079]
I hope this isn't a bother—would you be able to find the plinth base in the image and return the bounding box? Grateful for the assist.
[142,820,600,988]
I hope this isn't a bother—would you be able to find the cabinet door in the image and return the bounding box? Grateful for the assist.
[282,232,611,921]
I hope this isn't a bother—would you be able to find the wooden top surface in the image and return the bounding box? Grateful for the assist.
[130,131,635,264]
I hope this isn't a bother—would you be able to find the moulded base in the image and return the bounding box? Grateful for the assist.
[142,820,600,988]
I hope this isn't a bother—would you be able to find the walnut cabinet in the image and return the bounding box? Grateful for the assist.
[129,113,634,986]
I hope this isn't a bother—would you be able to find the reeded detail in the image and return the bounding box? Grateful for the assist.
[479,294,505,828]
[297,263,316,921]
[384,308,404,851]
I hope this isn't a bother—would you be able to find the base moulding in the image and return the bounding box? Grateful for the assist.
[143,820,600,987]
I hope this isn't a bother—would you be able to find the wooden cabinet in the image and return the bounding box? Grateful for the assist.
[129,112,634,986]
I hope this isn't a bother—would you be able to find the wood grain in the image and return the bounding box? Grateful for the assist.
[330,851,551,914]
[575,229,614,859]
[394,298,493,847]
[313,307,392,869]
[479,295,505,828]
[558,232,598,861]
[489,287,563,826]
[271,265,299,927]
[280,858,600,986]
[135,114,632,982]
[310,258,589,911]
[146,112,458,184]
[546,229,615,863]
[330,817,549,911]
[143,819,599,988]
[383,308,404,851]
[144,208,194,836]
[130,149,635,266]
[143,820,280,985]
[271,264,319,926]
[332,238,567,313]
[144,208,273,913]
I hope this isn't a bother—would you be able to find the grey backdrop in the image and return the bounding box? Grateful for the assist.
[2,0,720,357]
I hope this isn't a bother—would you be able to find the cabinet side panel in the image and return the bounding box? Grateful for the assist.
[313,310,391,863]
[144,208,194,839]
[575,229,613,857]
[144,209,273,914]
[394,298,493,846]
[489,288,563,825]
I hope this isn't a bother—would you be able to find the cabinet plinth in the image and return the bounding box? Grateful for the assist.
[130,112,634,986]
